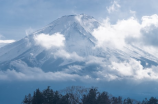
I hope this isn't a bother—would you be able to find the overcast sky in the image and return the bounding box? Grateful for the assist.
[0,0,158,41]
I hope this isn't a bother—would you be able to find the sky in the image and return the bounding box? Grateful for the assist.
[1,0,158,41]
[2,0,158,103]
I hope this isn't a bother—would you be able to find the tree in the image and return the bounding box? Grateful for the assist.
[148,97,158,104]
[97,91,110,104]
[53,91,61,104]
[42,86,53,104]
[61,86,89,104]
[32,89,43,104]
[82,88,98,104]
[123,97,133,104]
[58,94,70,104]
[142,98,148,104]
[23,93,32,104]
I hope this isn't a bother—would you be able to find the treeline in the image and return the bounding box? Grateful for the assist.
[22,86,158,104]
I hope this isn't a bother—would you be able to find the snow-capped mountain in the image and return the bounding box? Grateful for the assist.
[0,14,158,73]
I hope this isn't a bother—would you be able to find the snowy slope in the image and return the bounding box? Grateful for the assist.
[0,14,158,71]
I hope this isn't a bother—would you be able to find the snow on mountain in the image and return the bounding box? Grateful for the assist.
[0,14,158,80]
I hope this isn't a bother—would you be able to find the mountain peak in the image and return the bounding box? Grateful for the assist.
[58,14,95,21]
[36,14,99,36]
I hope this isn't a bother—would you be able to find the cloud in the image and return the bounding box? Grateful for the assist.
[25,27,34,36]
[109,58,158,81]
[107,1,121,13]
[0,40,15,44]
[130,10,136,17]
[53,49,84,62]
[92,17,141,49]
[0,34,16,48]
[63,65,83,73]
[85,56,158,81]
[0,60,82,81]
[141,14,158,28]
[92,14,158,57]
[0,34,15,44]
[41,30,158,82]
[1,54,158,82]
[34,33,65,49]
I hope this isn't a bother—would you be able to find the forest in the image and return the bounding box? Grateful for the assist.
[22,86,158,104]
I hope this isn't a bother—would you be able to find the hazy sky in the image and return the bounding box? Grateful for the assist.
[1,0,158,41]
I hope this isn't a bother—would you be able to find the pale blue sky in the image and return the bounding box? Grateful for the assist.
[1,0,158,40]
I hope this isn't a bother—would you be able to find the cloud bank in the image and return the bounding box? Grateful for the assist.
[0,60,83,81]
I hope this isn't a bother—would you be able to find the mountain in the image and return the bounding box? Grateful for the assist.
[0,14,158,75]
[2,14,158,104]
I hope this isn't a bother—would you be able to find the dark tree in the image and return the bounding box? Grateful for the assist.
[32,89,43,104]
[82,88,98,104]
[123,97,133,104]
[97,91,110,104]
[142,98,148,104]
[22,86,158,104]
[23,93,32,104]
[58,94,70,104]
[43,88,54,104]
[148,97,158,104]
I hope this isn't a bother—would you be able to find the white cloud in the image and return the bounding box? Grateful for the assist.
[0,34,16,48]
[107,58,158,80]
[85,56,158,81]
[0,40,15,43]
[107,1,121,13]
[53,49,84,62]
[34,33,65,49]
[92,17,141,49]
[0,60,82,81]
[92,14,158,57]
[141,14,158,28]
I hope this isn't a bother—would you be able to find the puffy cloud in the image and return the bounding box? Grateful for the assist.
[97,58,158,81]
[92,14,158,57]
[34,33,65,49]
[141,14,158,28]
[92,17,141,49]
